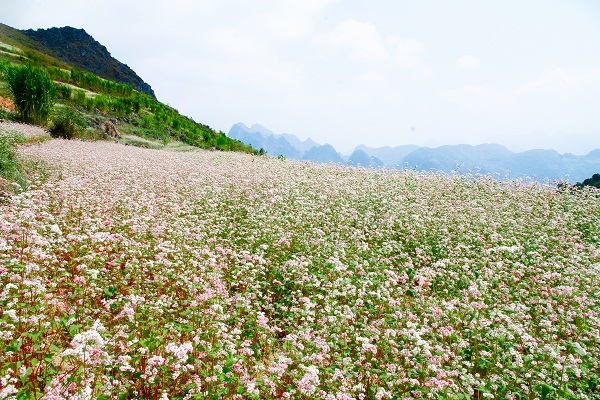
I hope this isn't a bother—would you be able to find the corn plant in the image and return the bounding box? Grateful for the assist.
[1,63,56,125]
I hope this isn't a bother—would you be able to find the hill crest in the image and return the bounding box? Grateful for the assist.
[21,26,155,98]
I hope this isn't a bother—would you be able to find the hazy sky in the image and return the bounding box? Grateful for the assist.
[2,0,599,154]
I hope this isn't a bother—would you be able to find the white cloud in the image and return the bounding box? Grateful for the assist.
[388,36,428,75]
[253,0,338,40]
[319,19,389,61]
[456,54,480,70]
[517,67,600,96]
[317,19,428,75]
[442,84,512,114]
[200,29,301,91]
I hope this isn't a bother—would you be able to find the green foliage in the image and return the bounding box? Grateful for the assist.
[0,131,26,192]
[47,67,134,97]
[48,107,87,139]
[1,62,56,125]
[82,92,150,115]
[1,60,258,154]
[576,173,600,189]
[56,83,72,100]
[0,107,16,122]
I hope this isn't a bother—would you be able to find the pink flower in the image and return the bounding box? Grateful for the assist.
[257,312,269,329]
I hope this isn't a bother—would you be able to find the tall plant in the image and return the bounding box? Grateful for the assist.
[2,63,56,125]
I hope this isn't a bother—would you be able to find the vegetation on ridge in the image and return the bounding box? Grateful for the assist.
[576,173,600,190]
[0,25,259,156]
[21,25,156,98]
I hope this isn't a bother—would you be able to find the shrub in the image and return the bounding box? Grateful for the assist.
[1,63,56,125]
[57,83,72,100]
[48,107,88,139]
[73,89,86,104]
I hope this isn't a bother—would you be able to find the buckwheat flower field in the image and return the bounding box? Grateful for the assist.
[1,139,599,399]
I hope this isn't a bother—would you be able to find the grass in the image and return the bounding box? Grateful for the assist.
[0,129,26,196]
[1,139,599,399]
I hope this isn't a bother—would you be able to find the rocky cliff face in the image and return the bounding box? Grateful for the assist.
[22,26,156,98]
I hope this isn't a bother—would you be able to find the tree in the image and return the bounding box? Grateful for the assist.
[576,173,600,189]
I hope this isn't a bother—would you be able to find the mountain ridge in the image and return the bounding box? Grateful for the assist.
[21,26,155,98]
[229,122,599,182]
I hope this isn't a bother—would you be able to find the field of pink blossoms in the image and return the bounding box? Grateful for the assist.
[1,138,599,399]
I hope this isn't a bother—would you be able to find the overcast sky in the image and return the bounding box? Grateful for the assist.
[2,0,599,154]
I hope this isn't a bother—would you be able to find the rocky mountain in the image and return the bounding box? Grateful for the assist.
[21,26,155,98]
[280,133,319,154]
[229,123,598,182]
[356,144,420,167]
[228,123,350,164]
[0,22,256,154]
[403,144,600,182]
[228,123,321,160]
[402,144,514,175]
[347,149,384,168]
[228,123,301,159]
[302,144,345,164]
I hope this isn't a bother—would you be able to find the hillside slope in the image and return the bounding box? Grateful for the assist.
[0,23,70,68]
[21,26,155,98]
[0,22,256,154]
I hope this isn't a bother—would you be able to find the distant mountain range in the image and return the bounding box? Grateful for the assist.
[228,123,599,183]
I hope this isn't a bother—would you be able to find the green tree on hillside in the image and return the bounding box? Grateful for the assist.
[576,173,600,189]
[1,62,56,125]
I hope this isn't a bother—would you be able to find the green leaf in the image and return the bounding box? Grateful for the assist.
[541,383,552,399]
[16,390,32,400]
[69,324,82,337]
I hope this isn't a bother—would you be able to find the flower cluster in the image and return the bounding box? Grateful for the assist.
[1,138,599,399]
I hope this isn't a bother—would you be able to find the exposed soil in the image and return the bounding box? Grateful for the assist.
[0,95,16,111]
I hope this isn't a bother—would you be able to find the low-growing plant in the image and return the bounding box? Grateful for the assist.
[0,107,16,121]
[121,137,164,149]
[3,140,599,399]
[1,63,56,125]
[48,107,87,139]
[0,131,26,193]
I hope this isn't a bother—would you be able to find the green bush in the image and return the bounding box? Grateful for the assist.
[1,63,56,125]
[48,107,87,139]
[57,84,72,100]
[74,89,86,103]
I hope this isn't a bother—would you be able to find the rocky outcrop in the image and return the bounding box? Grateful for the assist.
[99,120,121,138]
[22,26,156,98]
